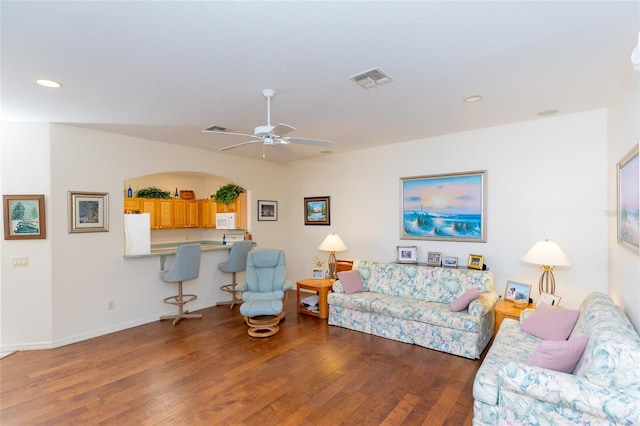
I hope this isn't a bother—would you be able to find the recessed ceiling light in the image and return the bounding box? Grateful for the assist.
[536,109,558,117]
[320,150,333,155]
[463,95,483,103]
[35,79,62,88]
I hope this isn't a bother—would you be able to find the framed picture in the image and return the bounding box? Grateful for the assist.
[426,252,442,266]
[400,170,487,242]
[3,194,46,240]
[304,196,330,225]
[311,268,324,279]
[443,256,458,268]
[258,200,278,221]
[539,292,561,307]
[68,191,109,233]
[504,280,532,302]
[617,143,639,252]
[467,254,484,270]
[397,246,418,263]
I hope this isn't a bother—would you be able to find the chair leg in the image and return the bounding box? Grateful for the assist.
[161,281,202,326]
[219,272,241,309]
[244,315,281,337]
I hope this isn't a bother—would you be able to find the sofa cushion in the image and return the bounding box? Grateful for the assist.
[450,288,480,311]
[526,335,589,373]
[337,270,365,294]
[521,302,579,340]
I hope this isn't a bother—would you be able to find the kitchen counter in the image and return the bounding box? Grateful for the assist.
[123,240,253,269]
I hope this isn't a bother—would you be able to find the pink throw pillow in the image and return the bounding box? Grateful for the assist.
[450,288,481,312]
[521,302,580,340]
[526,336,589,373]
[337,270,365,294]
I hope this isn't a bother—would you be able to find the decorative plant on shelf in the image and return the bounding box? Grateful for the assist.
[135,186,172,199]
[213,183,245,205]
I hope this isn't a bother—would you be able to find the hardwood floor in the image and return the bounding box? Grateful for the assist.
[1,292,483,425]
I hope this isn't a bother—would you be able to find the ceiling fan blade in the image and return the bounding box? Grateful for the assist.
[282,136,333,147]
[271,123,295,137]
[219,140,261,151]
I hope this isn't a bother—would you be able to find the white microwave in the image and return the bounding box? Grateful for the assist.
[216,212,236,229]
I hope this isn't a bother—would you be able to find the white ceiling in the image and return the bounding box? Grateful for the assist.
[2,1,638,162]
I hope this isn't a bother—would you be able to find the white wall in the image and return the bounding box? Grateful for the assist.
[608,62,640,330]
[287,111,609,311]
[0,107,627,351]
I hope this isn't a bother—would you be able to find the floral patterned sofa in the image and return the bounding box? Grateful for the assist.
[327,260,498,359]
[473,292,640,425]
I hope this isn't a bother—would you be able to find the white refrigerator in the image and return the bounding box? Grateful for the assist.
[124,213,151,255]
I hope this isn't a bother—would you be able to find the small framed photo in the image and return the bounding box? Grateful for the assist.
[539,292,561,307]
[258,200,278,221]
[443,256,458,268]
[68,191,109,233]
[3,194,46,240]
[504,280,532,303]
[426,252,442,266]
[311,268,324,279]
[304,196,330,226]
[467,254,484,270]
[397,246,418,263]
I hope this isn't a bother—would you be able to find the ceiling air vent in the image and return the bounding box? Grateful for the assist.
[204,125,231,132]
[349,67,393,89]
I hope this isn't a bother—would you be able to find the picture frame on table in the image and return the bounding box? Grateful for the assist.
[397,246,418,263]
[504,280,532,303]
[426,252,442,266]
[68,191,109,233]
[467,254,484,270]
[539,292,561,307]
[258,200,278,221]
[443,256,458,268]
[400,170,487,242]
[3,194,46,240]
[304,196,330,225]
[617,143,639,252]
[311,268,324,279]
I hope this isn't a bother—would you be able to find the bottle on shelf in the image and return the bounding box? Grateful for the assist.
[127,186,133,198]
[174,187,179,198]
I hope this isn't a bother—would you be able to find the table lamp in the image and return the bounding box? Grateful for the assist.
[318,233,347,279]
[521,238,571,294]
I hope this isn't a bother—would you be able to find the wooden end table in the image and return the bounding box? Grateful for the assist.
[494,299,535,337]
[296,278,334,319]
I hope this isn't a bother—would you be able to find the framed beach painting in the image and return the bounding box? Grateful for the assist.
[400,171,486,242]
[3,194,46,240]
[617,143,639,253]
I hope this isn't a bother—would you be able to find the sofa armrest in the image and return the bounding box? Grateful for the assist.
[332,280,345,293]
[499,361,640,423]
[468,291,499,317]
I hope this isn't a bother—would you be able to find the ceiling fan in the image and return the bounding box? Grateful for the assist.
[203,89,333,158]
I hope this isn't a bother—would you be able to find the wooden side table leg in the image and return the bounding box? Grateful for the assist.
[318,287,329,319]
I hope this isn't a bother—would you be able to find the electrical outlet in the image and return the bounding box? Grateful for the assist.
[11,256,28,267]
[108,301,115,310]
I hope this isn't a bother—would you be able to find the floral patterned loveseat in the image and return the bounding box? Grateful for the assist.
[473,292,640,425]
[327,260,498,359]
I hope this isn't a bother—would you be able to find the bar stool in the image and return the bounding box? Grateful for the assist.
[218,240,253,308]
[160,243,202,326]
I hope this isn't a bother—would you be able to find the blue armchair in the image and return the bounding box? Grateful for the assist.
[236,249,293,337]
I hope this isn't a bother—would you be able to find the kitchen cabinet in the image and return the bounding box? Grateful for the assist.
[175,200,199,228]
[138,198,174,229]
[198,199,217,228]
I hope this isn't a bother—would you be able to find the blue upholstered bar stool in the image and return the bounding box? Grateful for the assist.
[218,240,253,309]
[160,243,202,326]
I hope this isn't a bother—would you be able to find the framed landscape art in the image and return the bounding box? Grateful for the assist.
[400,171,486,242]
[258,200,278,221]
[3,194,46,240]
[304,196,330,225]
[68,191,109,233]
[617,143,639,252]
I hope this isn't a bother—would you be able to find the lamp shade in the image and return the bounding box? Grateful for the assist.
[521,239,571,267]
[318,233,348,252]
